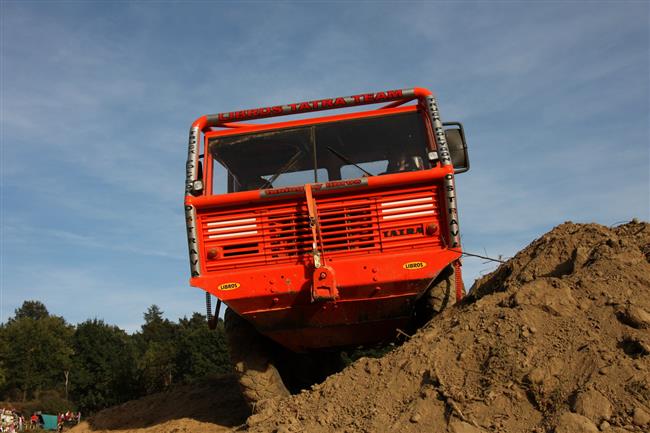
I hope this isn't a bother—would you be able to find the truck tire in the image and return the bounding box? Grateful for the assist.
[428,265,456,313]
[224,308,289,409]
[416,264,466,326]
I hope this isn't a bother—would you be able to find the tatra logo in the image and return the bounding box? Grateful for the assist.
[217,90,404,122]
[218,282,240,291]
[383,226,424,238]
[403,261,427,270]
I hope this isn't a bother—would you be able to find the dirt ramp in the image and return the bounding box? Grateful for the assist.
[246,221,650,433]
[69,375,247,433]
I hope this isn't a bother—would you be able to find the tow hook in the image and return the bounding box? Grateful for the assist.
[312,265,339,302]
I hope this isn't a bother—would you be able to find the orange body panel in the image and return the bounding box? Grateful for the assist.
[185,88,464,352]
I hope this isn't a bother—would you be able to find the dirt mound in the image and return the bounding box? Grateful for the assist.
[69,375,247,433]
[246,221,650,433]
[71,221,650,433]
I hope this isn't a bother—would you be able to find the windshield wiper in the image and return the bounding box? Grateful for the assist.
[327,146,374,177]
[260,150,304,189]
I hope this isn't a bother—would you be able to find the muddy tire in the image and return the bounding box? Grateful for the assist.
[416,265,465,326]
[428,265,457,313]
[224,308,289,409]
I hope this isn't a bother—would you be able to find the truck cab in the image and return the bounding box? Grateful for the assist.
[185,88,469,353]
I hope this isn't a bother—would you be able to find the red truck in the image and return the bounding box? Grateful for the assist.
[184,87,469,405]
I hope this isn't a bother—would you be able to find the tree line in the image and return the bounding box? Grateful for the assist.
[0,300,230,414]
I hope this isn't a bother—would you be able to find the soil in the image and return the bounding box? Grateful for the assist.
[69,375,248,433]
[72,221,650,433]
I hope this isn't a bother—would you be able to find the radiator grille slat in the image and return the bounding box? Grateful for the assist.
[200,185,441,271]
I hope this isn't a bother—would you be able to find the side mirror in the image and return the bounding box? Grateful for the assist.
[443,122,469,174]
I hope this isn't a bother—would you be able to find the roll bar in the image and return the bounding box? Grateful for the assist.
[191,87,432,130]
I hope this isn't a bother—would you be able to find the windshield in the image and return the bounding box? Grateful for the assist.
[209,110,430,193]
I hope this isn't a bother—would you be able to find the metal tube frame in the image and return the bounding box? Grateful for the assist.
[184,87,462,277]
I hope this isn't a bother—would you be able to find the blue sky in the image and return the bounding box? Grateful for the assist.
[2,1,648,331]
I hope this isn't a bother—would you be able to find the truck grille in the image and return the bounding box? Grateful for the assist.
[200,184,441,271]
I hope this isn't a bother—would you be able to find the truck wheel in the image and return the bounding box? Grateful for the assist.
[224,308,289,409]
[428,265,456,313]
[416,265,466,326]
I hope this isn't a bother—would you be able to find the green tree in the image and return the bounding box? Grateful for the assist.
[14,300,49,321]
[140,305,176,343]
[0,301,234,408]
[0,360,7,391]
[70,319,139,412]
[175,313,230,382]
[1,309,73,400]
[143,304,164,324]
[138,340,177,393]
[134,305,179,393]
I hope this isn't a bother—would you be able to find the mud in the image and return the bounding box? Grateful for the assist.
[73,221,650,433]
